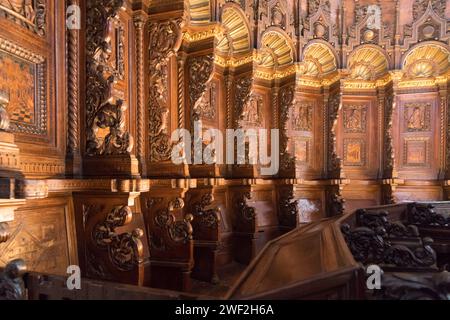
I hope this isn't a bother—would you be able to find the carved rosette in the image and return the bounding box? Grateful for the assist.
[279,85,296,172]
[92,206,144,271]
[85,0,133,156]
[191,194,221,229]
[148,19,183,162]
[0,259,27,300]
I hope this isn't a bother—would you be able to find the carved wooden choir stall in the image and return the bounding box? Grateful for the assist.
[0,0,449,299]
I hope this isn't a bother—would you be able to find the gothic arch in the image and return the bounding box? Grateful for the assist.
[258,28,295,68]
[300,41,338,77]
[216,4,251,56]
[402,41,450,79]
[347,45,389,81]
[189,0,212,25]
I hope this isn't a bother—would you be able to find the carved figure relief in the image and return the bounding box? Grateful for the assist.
[343,105,367,133]
[404,103,431,132]
[241,94,263,126]
[188,54,215,121]
[292,103,313,131]
[271,2,285,28]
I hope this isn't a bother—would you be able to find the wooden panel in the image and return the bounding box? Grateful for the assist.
[0,197,75,275]
[338,96,379,179]
[395,93,441,180]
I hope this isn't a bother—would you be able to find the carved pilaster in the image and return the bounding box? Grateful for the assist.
[66,0,81,176]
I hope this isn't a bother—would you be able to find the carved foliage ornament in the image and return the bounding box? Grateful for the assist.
[0,0,46,35]
[192,193,221,229]
[234,76,253,128]
[85,0,133,156]
[279,85,295,170]
[278,189,299,227]
[148,19,183,162]
[92,206,144,271]
[152,198,193,248]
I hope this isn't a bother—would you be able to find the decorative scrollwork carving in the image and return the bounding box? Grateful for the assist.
[85,0,133,156]
[0,259,27,300]
[92,206,144,271]
[342,222,437,268]
[154,198,193,244]
[236,192,256,222]
[341,224,387,265]
[191,194,221,229]
[408,203,450,228]
[356,209,420,239]
[148,19,183,162]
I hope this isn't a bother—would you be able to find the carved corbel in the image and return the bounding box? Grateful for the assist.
[0,259,27,300]
[81,204,145,284]
[234,191,256,233]
[92,206,145,271]
[142,193,194,291]
[278,187,299,228]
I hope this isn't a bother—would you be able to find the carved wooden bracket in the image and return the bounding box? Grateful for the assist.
[234,191,256,233]
[278,187,299,228]
[92,206,144,271]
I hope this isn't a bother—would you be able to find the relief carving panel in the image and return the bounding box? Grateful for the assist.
[343,105,367,133]
[0,0,46,36]
[292,103,313,131]
[404,103,431,132]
